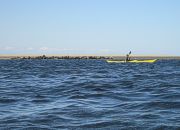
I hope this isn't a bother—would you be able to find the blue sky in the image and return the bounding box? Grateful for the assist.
[0,0,179,55]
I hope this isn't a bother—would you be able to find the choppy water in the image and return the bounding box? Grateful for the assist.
[0,59,180,130]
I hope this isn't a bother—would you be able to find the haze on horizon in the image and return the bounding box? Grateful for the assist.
[0,0,179,56]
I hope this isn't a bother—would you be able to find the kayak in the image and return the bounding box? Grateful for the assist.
[106,59,157,63]
[107,59,157,63]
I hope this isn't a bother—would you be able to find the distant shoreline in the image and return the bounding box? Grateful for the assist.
[0,55,180,60]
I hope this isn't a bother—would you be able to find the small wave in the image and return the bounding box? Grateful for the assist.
[69,95,87,99]
[142,101,180,110]
[31,99,51,103]
[0,97,17,103]
[151,125,179,130]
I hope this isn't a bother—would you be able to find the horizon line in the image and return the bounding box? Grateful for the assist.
[0,54,180,57]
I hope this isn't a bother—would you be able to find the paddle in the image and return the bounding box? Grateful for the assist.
[128,51,131,61]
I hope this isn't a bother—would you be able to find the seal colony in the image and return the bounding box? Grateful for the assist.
[0,55,180,60]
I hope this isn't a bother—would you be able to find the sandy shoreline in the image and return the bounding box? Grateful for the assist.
[0,55,180,60]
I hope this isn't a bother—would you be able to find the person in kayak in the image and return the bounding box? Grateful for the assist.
[126,51,131,62]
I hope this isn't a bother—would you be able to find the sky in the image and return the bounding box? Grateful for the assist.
[0,0,179,55]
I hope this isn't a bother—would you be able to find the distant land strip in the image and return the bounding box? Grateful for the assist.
[0,55,180,60]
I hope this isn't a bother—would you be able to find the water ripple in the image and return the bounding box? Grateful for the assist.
[0,59,179,129]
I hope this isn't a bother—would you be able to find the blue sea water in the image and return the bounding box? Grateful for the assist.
[0,59,180,130]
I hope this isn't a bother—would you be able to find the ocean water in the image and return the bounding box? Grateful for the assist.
[0,59,179,130]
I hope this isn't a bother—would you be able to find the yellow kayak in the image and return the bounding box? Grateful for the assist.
[107,59,157,63]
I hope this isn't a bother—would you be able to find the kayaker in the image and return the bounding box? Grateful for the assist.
[126,51,131,62]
